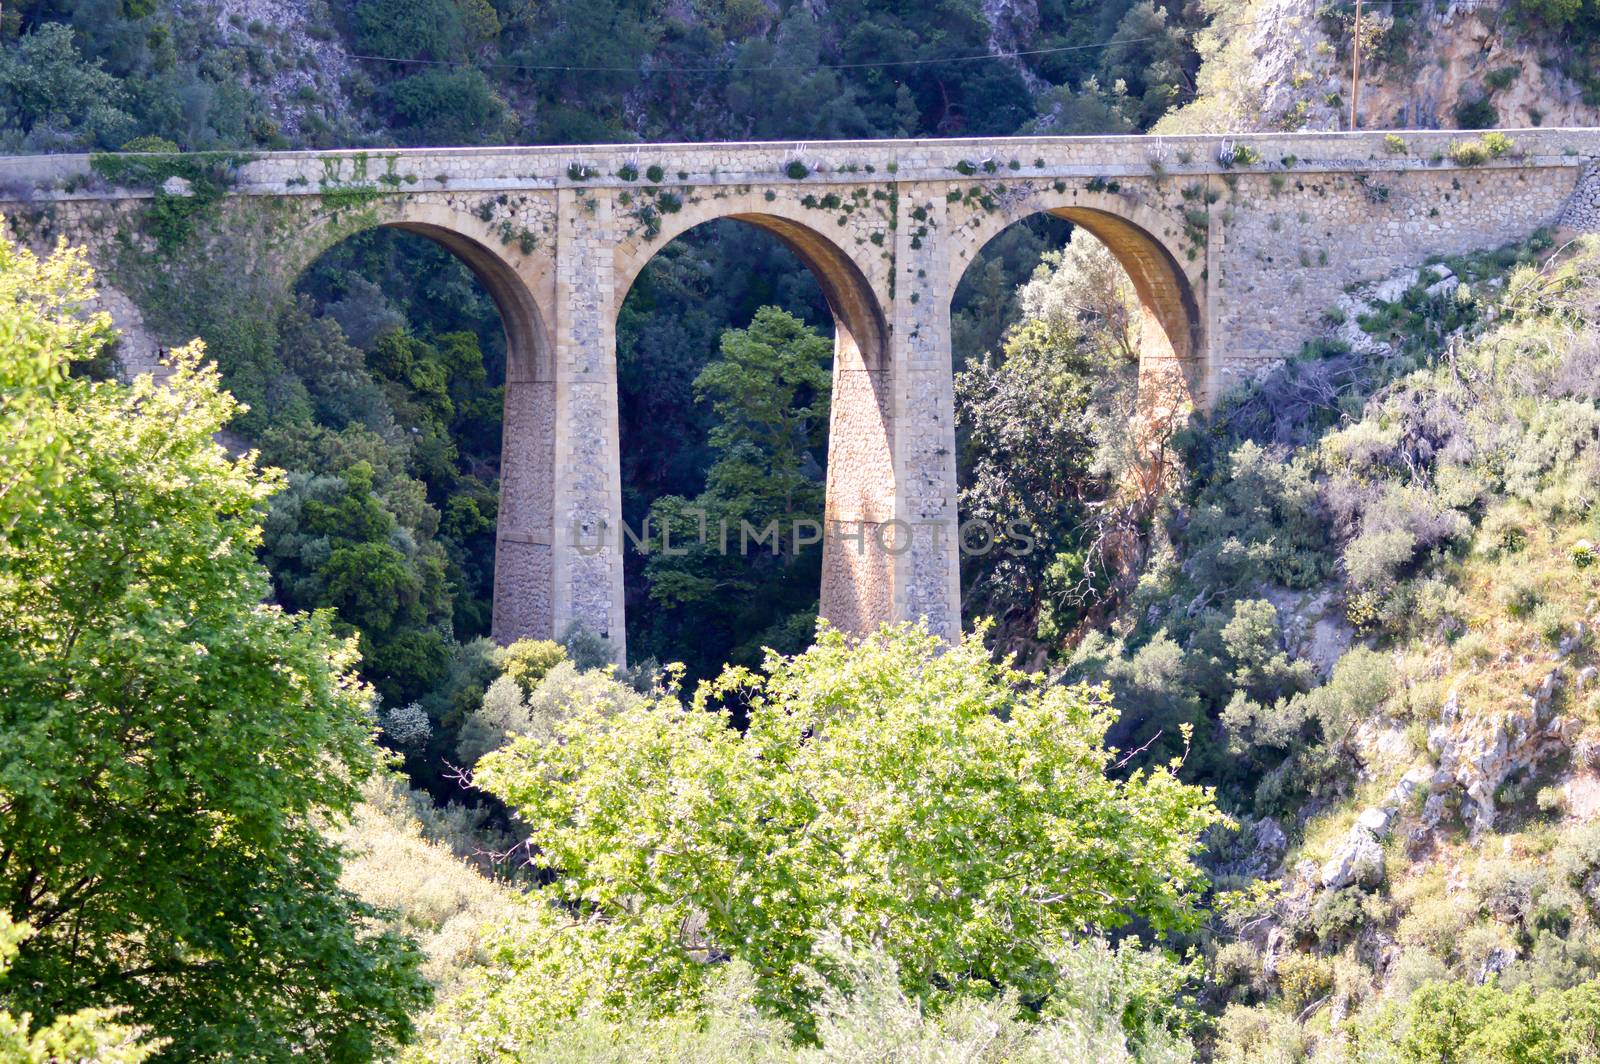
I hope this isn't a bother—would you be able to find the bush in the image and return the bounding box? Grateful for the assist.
[1448,133,1515,165]
[1453,94,1498,130]
[386,69,507,145]
[1214,1004,1311,1064]
[1276,953,1334,1011]
[495,638,567,694]
[456,660,642,766]
[1213,942,1265,1001]
[413,936,1197,1063]
[1370,978,1600,1062]
[121,134,180,153]
[354,0,464,60]
[460,624,1223,1042]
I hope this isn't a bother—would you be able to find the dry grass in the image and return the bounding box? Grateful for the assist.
[335,774,523,995]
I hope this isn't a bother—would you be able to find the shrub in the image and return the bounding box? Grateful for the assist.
[121,134,180,153]
[463,624,1223,1041]
[645,164,665,183]
[1448,133,1515,165]
[1276,953,1335,1011]
[560,621,617,671]
[1532,601,1570,645]
[387,68,507,144]
[1375,978,1600,1062]
[1220,143,1262,167]
[1214,1004,1312,1064]
[412,936,1197,1063]
[1484,65,1521,91]
[1385,133,1408,154]
[1453,94,1499,130]
[1497,575,1544,618]
[1213,942,1265,1000]
[785,160,809,179]
[494,638,566,694]
[455,660,641,766]
[1575,539,1598,568]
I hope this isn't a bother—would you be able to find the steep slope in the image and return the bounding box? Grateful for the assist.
[1160,235,1600,1058]
[1158,0,1600,134]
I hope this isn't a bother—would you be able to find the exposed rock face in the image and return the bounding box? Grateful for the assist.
[1262,586,1357,679]
[1425,670,1580,833]
[1330,263,1459,360]
[981,0,1043,90]
[1321,827,1386,889]
[1167,0,1600,133]
[1209,816,1291,880]
[205,0,357,139]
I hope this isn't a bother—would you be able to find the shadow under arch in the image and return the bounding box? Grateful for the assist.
[953,196,1207,415]
[613,209,897,639]
[291,214,559,646]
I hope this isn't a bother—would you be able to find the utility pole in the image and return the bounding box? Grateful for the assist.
[1350,0,1363,130]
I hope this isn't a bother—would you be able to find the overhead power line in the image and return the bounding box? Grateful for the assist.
[282,1,1433,77]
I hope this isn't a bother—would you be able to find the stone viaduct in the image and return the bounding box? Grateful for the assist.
[3,129,1598,659]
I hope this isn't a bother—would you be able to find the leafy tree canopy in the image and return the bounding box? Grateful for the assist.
[0,231,430,1061]
[462,622,1224,1043]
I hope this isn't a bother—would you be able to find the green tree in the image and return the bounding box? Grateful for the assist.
[0,914,158,1064]
[955,234,1141,644]
[693,304,832,525]
[638,306,832,679]
[0,235,112,526]
[386,69,511,146]
[463,623,1224,1043]
[0,234,429,1060]
[0,23,134,150]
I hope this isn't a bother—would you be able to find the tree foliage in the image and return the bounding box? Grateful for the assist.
[955,233,1143,647]
[0,232,429,1061]
[464,623,1223,1041]
[637,305,833,681]
[0,914,159,1064]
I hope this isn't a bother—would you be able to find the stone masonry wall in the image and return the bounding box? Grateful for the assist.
[3,127,1596,656]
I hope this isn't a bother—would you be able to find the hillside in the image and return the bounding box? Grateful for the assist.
[5,3,1600,1062]
[1160,0,1600,133]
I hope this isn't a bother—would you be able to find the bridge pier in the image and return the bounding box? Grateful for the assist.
[4,129,1593,663]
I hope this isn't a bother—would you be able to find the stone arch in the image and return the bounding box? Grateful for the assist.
[949,188,1207,414]
[284,198,560,645]
[612,200,897,637]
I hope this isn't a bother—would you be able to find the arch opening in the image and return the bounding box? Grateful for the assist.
[377,222,560,650]
[1044,206,1204,417]
[948,205,1202,653]
[285,220,557,667]
[614,212,893,681]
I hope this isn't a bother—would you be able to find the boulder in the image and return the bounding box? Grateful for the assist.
[1321,828,1385,889]
[1356,805,1395,838]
